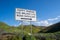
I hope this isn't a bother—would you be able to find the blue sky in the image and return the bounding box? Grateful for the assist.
[0,0,60,26]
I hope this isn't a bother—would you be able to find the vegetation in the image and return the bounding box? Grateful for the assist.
[0,22,60,40]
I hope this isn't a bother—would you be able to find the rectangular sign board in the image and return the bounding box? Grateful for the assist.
[15,8,36,21]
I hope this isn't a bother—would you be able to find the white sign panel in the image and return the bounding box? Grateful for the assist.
[15,8,36,21]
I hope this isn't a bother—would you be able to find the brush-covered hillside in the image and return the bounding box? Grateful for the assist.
[0,22,43,34]
[38,22,60,33]
[0,22,60,40]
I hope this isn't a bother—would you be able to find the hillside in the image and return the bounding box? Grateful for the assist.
[17,25,43,34]
[0,22,60,40]
[0,22,43,34]
[38,22,60,33]
[0,22,11,30]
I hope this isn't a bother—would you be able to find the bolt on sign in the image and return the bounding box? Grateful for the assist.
[15,8,36,21]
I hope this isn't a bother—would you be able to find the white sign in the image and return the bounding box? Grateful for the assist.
[15,8,36,21]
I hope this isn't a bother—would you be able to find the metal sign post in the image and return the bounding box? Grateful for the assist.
[30,21,32,40]
[21,21,24,38]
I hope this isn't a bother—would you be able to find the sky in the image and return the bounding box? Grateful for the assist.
[0,0,60,26]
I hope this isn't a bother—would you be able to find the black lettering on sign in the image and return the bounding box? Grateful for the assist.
[21,18,32,20]
[22,12,25,14]
[24,16,31,17]
[16,12,21,14]
[17,15,23,17]
[17,8,25,11]
[26,10,34,13]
